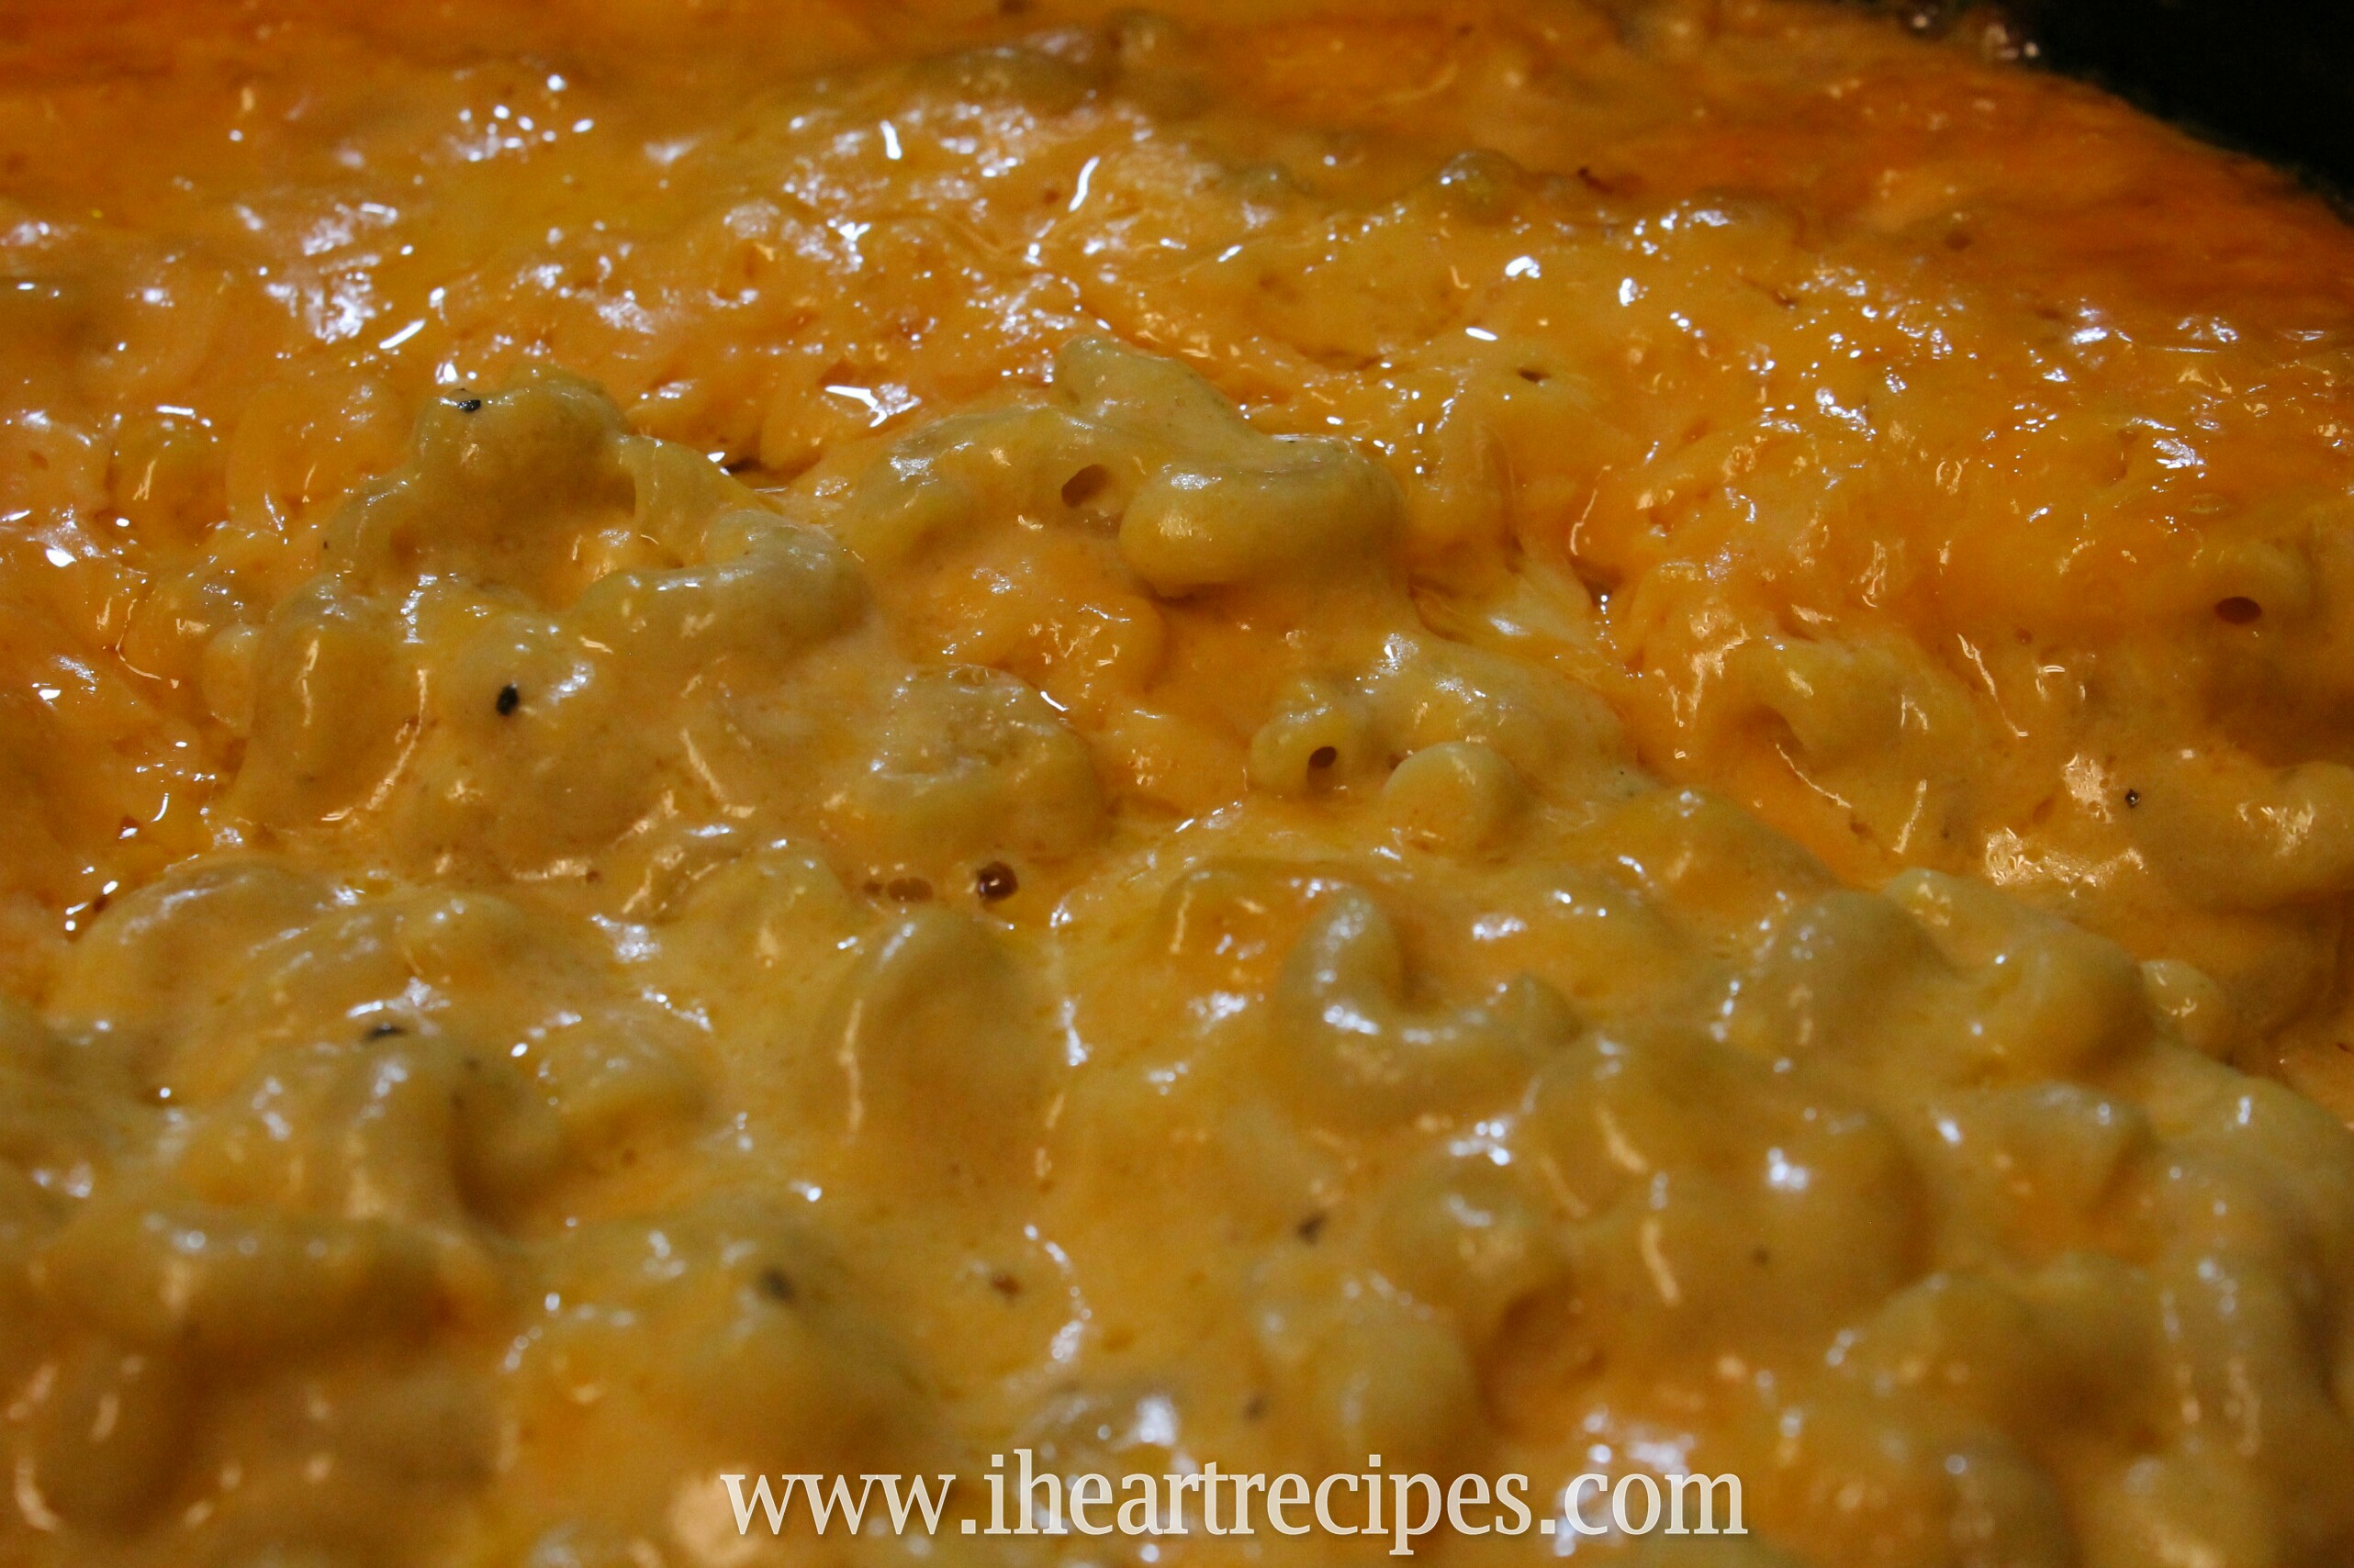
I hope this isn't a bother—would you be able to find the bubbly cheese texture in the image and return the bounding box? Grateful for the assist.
[7,2,2354,1564]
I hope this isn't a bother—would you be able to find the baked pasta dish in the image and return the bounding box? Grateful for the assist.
[5,0,2354,1563]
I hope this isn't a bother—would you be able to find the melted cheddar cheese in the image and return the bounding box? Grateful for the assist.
[5,2,2354,1565]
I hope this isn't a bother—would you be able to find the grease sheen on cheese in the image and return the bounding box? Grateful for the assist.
[4,2,2354,1566]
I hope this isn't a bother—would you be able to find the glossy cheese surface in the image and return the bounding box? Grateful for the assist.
[5,2,2354,1565]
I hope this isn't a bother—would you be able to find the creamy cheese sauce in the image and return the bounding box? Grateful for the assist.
[5,2,2354,1564]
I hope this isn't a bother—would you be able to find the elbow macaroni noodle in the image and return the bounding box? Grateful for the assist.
[4,2,2354,1565]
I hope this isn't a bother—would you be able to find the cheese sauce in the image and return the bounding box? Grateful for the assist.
[4,2,2354,1564]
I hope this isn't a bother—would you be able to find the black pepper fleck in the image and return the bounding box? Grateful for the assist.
[976,861,1018,902]
[454,397,484,413]
[496,683,521,716]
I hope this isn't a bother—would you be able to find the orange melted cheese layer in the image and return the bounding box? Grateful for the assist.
[4,3,2354,1566]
